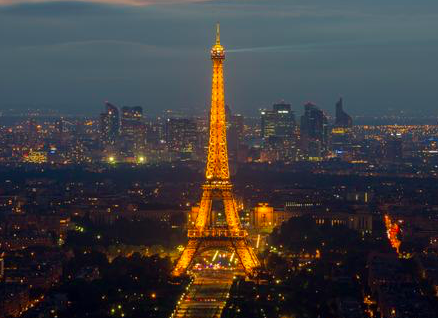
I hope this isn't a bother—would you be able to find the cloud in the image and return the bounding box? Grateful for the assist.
[227,38,438,54]
[15,39,180,57]
[0,0,208,5]
[0,0,437,115]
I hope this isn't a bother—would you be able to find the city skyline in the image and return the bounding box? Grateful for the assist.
[1,6,438,317]
[0,0,437,116]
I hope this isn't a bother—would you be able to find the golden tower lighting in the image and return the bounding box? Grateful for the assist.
[172,24,260,277]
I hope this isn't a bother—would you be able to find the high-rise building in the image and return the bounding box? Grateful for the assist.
[300,102,329,157]
[272,102,295,137]
[260,102,297,162]
[226,105,245,162]
[261,102,295,139]
[100,102,120,146]
[335,97,353,128]
[166,118,199,158]
[120,106,145,152]
[145,118,165,146]
[331,98,353,160]
[301,102,328,143]
[331,127,352,160]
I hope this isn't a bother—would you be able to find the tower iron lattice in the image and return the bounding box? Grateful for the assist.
[172,24,260,277]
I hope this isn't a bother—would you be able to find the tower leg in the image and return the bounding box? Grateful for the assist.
[223,190,241,232]
[172,239,200,277]
[195,188,212,230]
[233,239,261,277]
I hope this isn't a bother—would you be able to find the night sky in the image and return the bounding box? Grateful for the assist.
[0,0,437,116]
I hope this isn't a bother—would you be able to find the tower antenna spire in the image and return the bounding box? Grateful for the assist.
[216,22,220,44]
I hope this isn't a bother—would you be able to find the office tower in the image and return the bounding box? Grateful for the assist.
[331,98,353,160]
[331,127,352,159]
[260,102,297,162]
[300,102,329,158]
[261,109,275,139]
[335,97,353,128]
[261,102,295,139]
[166,118,199,158]
[272,102,295,137]
[226,105,245,162]
[120,106,146,152]
[99,102,120,146]
[145,118,164,146]
[301,102,328,144]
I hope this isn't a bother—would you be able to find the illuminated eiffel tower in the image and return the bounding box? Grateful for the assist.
[172,24,260,277]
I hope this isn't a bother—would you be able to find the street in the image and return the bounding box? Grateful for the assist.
[171,269,235,318]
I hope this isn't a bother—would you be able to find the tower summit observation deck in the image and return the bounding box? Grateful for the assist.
[172,24,260,277]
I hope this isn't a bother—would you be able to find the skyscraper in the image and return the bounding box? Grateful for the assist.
[261,101,295,139]
[120,106,145,152]
[260,101,297,162]
[226,105,245,162]
[166,118,199,159]
[335,97,353,128]
[300,102,329,158]
[301,102,328,142]
[331,98,353,160]
[99,102,120,146]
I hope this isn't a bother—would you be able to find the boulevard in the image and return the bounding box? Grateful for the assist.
[171,269,236,318]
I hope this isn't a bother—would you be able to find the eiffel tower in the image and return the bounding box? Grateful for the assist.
[172,24,260,277]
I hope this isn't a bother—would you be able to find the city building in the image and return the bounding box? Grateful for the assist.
[300,102,329,159]
[367,253,434,318]
[166,118,200,160]
[261,102,295,139]
[120,106,146,153]
[384,134,403,162]
[99,102,120,146]
[260,102,297,162]
[0,284,30,317]
[251,203,293,233]
[331,127,352,160]
[331,98,353,160]
[335,97,353,128]
[226,105,245,163]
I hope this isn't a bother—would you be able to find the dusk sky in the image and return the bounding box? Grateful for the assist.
[0,0,437,116]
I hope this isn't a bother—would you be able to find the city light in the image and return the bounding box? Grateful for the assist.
[1,12,437,318]
[212,250,219,262]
